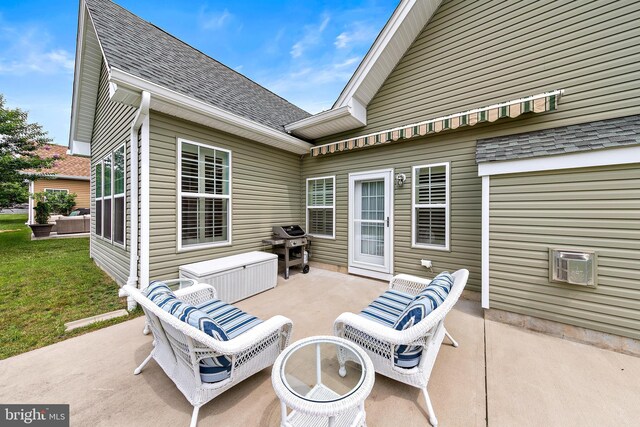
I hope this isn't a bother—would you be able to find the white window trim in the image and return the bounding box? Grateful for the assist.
[112,143,127,249]
[44,188,69,194]
[94,143,127,249]
[305,175,336,239]
[99,153,113,244]
[95,162,103,238]
[95,155,110,242]
[411,162,450,251]
[177,138,233,253]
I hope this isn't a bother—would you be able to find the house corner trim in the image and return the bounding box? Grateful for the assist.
[481,175,490,309]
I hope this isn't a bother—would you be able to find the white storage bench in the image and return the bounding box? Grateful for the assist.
[179,251,278,303]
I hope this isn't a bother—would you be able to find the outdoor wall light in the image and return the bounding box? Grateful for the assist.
[395,173,407,187]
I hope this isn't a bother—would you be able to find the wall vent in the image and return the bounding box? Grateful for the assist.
[549,248,597,288]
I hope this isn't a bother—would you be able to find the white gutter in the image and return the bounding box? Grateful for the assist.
[109,68,313,155]
[28,174,90,181]
[123,90,150,310]
[284,98,367,140]
[285,105,352,132]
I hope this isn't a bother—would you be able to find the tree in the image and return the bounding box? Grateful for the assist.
[0,182,29,210]
[0,94,54,209]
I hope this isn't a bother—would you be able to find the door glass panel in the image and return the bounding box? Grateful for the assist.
[354,179,385,266]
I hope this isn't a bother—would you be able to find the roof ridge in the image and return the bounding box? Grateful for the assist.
[88,0,308,116]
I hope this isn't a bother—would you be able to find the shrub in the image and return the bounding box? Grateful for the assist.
[45,191,77,216]
[32,192,51,224]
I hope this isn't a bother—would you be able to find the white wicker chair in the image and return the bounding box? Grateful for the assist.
[333,269,469,426]
[123,283,293,427]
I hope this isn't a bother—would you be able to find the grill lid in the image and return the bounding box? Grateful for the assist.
[273,225,306,238]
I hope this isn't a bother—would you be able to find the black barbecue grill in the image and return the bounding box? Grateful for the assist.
[262,225,310,279]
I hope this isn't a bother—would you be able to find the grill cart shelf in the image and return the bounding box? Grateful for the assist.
[263,225,311,279]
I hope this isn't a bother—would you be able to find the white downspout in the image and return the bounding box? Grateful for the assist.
[122,90,150,311]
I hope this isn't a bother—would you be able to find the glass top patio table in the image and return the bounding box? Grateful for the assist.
[279,337,367,403]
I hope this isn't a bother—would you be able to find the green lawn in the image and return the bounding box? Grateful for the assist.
[0,214,139,359]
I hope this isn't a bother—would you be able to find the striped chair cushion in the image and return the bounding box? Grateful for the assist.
[196,299,262,340]
[359,289,414,327]
[143,281,175,301]
[414,271,454,306]
[392,272,454,369]
[145,282,242,383]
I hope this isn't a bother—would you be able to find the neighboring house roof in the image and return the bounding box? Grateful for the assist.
[84,0,310,133]
[476,115,640,164]
[24,144,91,179]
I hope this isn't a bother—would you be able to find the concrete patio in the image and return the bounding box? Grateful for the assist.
[1,268,639,426]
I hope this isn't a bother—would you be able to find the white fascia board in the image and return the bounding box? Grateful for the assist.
[478,145,640,176]
[68,0,87,150]
[285,105,352,132]
[284,98,367,139]
[334,0,441,108]
[44,174,91,181]
[70,140,91,157]
[287,0,440,139]
[109,68,313,155]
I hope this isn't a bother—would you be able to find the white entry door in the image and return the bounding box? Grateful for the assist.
[348,169,393,280]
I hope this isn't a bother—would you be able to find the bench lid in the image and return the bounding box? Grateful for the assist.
[179,251,277,276]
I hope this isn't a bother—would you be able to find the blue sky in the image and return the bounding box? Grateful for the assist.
[0,0,398,146]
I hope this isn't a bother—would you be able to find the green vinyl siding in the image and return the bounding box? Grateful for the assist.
[90,62,136,285]
[489,164,640,340]
[320,0,640,143]
[302,132,481,292]
[147,112,303,280]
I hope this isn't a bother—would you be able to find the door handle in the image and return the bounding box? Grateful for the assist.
[386,217,390,227]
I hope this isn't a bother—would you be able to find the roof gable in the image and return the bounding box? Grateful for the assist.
[285,0,442,139]
[84,0,310,133]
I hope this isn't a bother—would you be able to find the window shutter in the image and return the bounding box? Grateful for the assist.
[180,141,231,248]
[307,177,335,238]
[414,164,449,248]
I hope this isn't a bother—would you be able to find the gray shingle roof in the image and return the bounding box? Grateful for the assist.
[476,115,640,163]
[85,0,310,133]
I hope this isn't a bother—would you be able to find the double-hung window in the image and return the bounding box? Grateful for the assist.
[95,144,126,246]
[178,139,231,250]
[412,163,449,250]
[306,176,335,238]
[112,145,126,245]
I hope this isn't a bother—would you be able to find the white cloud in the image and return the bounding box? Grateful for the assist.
[290,14,331,58]
[335,33,350,49]
[264,54,362,113]
[290,41,304,59]
[334,23,378,50]
[335,57,359,68]
[199,8,232,30]
[0,26,74,75]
